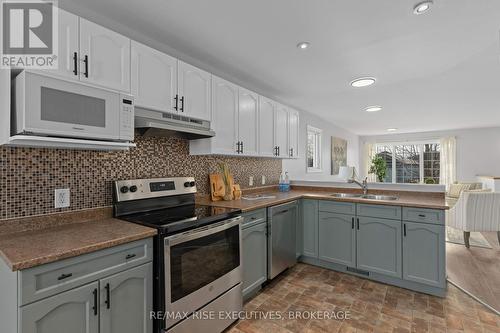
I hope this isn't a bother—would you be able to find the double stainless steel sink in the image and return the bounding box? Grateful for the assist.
[330,193,398,201]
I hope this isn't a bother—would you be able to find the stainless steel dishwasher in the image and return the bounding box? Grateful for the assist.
[267,200,298,279]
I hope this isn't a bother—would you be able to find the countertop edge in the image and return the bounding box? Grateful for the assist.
[2,228,157,272]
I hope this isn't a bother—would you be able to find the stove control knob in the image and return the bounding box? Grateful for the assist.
[129,185,138,193]
[184,182,190,187]
[189,181,196,187]
[120,186,129,193]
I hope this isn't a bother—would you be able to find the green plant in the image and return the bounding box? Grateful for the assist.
[424,178,436,184]
[369,155,387,182]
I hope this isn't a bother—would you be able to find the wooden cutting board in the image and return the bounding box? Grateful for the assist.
[209,173,234,201]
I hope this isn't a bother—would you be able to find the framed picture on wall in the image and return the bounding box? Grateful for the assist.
[331,137,347,175]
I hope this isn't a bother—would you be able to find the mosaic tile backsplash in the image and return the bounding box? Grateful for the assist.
[0,134,282,220]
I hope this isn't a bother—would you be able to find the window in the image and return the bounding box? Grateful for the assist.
[373,142,440,184]
[306,126,322,173]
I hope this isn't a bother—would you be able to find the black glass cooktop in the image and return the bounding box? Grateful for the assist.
[120,204,241,235]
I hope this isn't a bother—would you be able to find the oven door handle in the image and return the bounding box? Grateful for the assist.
[164,216,243,247]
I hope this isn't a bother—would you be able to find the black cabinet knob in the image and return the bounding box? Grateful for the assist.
[120,186,129,193]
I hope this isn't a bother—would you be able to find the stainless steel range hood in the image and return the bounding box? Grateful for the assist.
[135,108,215,140]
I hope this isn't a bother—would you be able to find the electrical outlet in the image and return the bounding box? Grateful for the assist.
[261,175,266,185]
[55,189,70,208]
[249,176,254,186]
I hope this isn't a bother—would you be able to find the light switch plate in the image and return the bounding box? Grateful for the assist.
[249,176,254,186]
[261,175,266,185]
[55,189,70,208]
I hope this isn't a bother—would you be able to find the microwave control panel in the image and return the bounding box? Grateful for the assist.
[119,95,134,141]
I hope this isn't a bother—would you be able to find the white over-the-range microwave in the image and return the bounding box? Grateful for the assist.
[12,71,134,142]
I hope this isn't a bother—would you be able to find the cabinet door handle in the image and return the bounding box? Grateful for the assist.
[72,52,78,76]
[274,209,289,215]
[351,217,354,229]
[180,96,184,112]
[83,55,89,78]
[240,141,244,154]
[174,94,178,111]
[92,288,98,316]
[57,273,73,281]
[125,253,136,260]
[105,283,111,309]
[290,148,294,157]
[357,218,360,230]
[404,224,407,237]
[418,214,426,218]
[236,142,240,153]
[277,146,280,156]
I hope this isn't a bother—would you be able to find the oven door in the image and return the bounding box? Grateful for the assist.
[16,71,121,140]
[164,216,242,328]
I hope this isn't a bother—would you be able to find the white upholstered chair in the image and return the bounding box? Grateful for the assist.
[447,191,500,248]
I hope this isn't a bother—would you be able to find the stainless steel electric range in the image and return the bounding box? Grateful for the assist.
[113,177,243,333]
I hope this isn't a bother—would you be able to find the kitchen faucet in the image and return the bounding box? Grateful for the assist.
[348,176,368,195]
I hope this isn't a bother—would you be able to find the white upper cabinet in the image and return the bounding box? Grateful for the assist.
[238,88,259,156]
[209,76,239,155]
[288,109,300,158]
[131,41,178,113]
[178,61,211,121]
[258,96,276,157]
[79,18,131,92]
[275,103,289,158]
[54,9,79,80]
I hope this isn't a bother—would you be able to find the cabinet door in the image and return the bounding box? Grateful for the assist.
[302,200,319,258]
[238,88,259,156]
[211,76,239,154]
[356,217,402,278]
[318,212,356,267]
[54,9,79,80]
[131,41,178,113]
[20,282,99,333]
[275,104,288,157]
[242,222,267,297]
[79,18,131,92]
[258,96,276,157]
[100,263,152,333]
[403,222,446,288]
[288,109,299,158]
[178,61,211,121]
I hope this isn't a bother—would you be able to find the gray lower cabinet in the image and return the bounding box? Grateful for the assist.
[318,212,356,267]
[100,263,152,333]
[0,238,154,333]
[20,282,99,333]
[302,199,318,258]
[242,221,267,297]
[356,216,402,278]
[403,222,446,288]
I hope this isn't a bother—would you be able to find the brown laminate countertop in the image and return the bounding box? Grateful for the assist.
[0,218,157,271]
[196,187,449,212]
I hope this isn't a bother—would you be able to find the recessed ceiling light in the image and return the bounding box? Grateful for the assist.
[350,77,376,88]
[387,128,398,132]
[297,42,310,50]
[413,1,433,15]
[365,106,382,112]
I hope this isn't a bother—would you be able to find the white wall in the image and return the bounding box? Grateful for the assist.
[359,126,500,182]
[283,110,360,181]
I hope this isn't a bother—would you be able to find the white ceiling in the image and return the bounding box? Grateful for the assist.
[62,0,500,135]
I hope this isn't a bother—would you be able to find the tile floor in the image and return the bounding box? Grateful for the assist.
[227,264,500,333]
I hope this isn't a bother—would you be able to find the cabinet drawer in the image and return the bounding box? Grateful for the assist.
[242,208,267,228]
[403,207,444,225]
[319,200,355,215]
[357,204,401,220]
[19,238,153,306]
